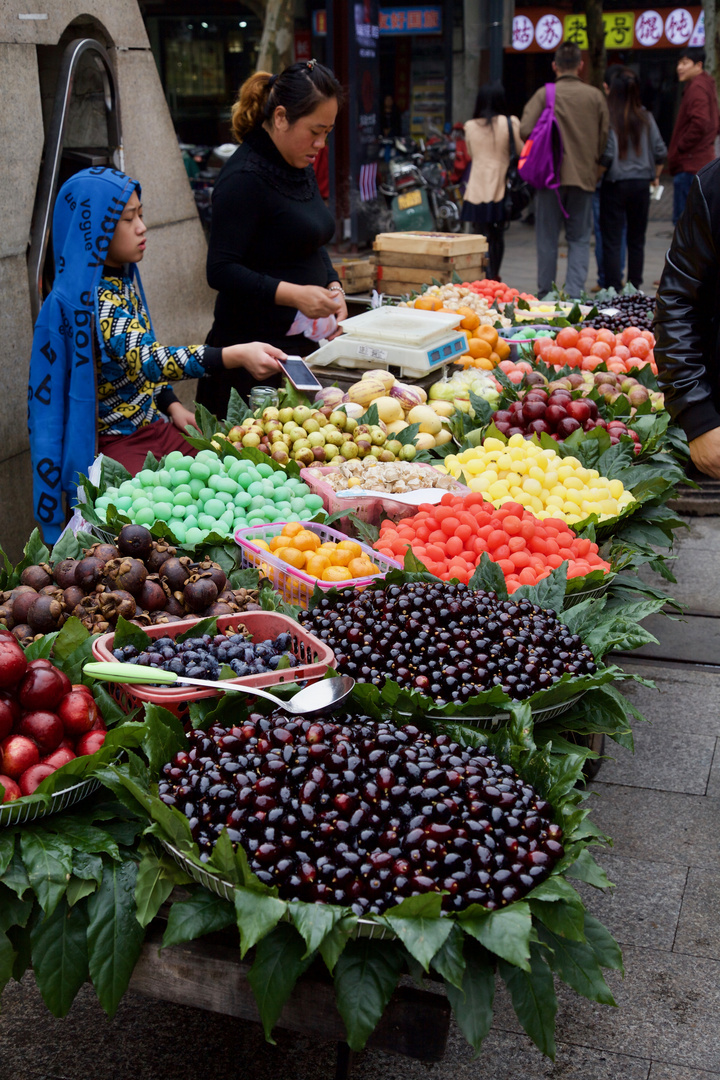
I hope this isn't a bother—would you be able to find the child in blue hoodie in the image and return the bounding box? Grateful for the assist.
[28,166,285,543]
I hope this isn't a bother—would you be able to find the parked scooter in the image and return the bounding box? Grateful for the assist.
[377,136,460,232]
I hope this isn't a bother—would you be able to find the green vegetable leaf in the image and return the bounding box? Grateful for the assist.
[513,561,568,612]
[333,938,406,1051]
[566,848,613,889]
[469,552,509,598]
[233,888,287,959]
[248,922,313,1042]
[226,388,253,428]
[176,617,218,643]
[499,943,557,1058]
[111,615,151,654]
[162,889,235,948]
[141,704,187,776]
[318,914,359,973]
[0,833,15,877]
[459,902,532,971]
[430,922,466,990]
[1,852,31,898]
[536,923,616,1005]
[289,900,351,959]
[66,878,98,907]
[101,457,132,488]
[0,883,33,934]
[134,849,180,929]
[30,896,89,1017]
[395,422,421,446]
[383,892,453,971]
[444,936,495,1054]
[194,401,220,440]
[583,912,624,972]
[20,831,73,916]
[86,859,146,1017]
[45,819,120,862]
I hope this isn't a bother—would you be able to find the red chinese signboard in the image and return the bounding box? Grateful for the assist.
[508,6,703,53]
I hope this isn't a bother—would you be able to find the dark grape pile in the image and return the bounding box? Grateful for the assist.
[298,582,596,704]
[586,293,655,334]
[113,631,297,681]
[158,713,563,913]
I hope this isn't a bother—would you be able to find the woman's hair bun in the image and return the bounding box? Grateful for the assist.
[231,61,343,142]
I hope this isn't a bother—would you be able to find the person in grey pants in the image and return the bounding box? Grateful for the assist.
[520,42,609,298]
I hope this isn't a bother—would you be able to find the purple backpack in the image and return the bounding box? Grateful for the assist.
[519,83,566,214]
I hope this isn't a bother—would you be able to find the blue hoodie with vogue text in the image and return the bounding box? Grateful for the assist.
[27,167,145,544]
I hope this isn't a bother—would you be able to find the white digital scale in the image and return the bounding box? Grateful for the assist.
[306,306,468,379]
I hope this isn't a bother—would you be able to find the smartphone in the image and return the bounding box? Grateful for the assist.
[281,355,323,392]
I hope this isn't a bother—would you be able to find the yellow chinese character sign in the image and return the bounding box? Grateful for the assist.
[562,12,634,50]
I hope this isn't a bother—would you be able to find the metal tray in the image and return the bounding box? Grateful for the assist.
[0,775,103,827]
[396,691,586,728]
[159,840,396,941]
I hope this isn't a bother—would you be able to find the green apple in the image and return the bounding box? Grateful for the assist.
[385,439,402,456]
[324,443,340,460]
[324,428,344,446]
[292,406,313,424]
[242,432,261,448]
[369,425,387,446]
[278,407,295,423]
[328,410,347,430]
[307,431,326,447]
[262,407,280,422]
[399,443,416,461]
[340,441,358,459]
[303,418,320,433]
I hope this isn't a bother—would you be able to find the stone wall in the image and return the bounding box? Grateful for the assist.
[0,1,215,560]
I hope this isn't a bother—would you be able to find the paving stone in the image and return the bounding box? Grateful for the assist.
[649,1063,720,1079]
[627,614,720,668]
[621,666,720,739]
[596,721,715,795]
[574,852,687,951]
[705,749,720,798]
[548,946,720,1074]
[588,783,719,870]
[673,867,720,962]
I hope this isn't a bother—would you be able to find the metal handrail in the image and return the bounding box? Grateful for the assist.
[27,38,123,323]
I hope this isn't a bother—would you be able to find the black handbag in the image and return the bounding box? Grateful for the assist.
[504,115,532,221]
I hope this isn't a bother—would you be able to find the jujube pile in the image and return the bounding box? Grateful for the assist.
[158,714,564,914]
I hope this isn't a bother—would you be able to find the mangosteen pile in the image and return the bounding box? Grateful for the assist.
[0,525,261,641]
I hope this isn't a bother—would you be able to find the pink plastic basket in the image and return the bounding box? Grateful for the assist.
[299,464,470,533]
[91,611,334,721]
[234,522,403,608]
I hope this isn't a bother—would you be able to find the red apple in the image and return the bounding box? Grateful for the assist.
[71,683,95,697]
[507,426,525,437]
[587,399,599,419]
[57,691,98,738]
[493,421,511,436]
[75,730,106,757]
[0,735,40,779]
[545,404,568,429]
[566,399,592,423]
[90,712,106,732]
[0,640,27,689]
[528,419,550,436]
[0,698,18,741]
[42,747,76,769]
[57,737,75,751]
[525,388,548,403]
[0,774,21,802]
[522,399,547,422]
[19,762,56,796]
[19,665,66,712]
[493,410,513,426]
[556,417,582,439]
[18,710,64,754]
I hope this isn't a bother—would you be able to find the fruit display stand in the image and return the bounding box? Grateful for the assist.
[0,283,696,1075]
[372,231,488,295]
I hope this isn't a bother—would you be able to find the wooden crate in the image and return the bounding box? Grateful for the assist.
[373,231,488,258]
[374,260,485,285]
[372,249,489,271]
[331,258,375,294]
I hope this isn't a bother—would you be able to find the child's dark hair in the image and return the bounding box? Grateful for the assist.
[472,81,508,123]
[231,60,344,142]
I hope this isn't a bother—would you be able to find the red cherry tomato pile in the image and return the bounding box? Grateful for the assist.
[0,633,106,802]
[374,494,611,592]
[462,279,537,305]
[534,326,657,375]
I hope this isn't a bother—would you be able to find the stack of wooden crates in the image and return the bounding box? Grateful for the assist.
[330,259,375,295]
[372,232,488,296]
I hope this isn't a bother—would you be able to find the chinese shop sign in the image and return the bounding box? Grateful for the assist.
[509,7,703,53]
[379,6,442,34]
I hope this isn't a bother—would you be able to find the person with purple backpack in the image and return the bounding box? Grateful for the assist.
[519,42,609,299]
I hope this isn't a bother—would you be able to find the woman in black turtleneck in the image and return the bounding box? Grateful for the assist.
[199,60,347,418]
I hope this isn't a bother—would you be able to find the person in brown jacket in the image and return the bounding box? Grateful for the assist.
[667,47,720,225]
[520,42,609,298]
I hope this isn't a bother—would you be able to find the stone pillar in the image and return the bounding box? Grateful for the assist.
[0,1,216,560]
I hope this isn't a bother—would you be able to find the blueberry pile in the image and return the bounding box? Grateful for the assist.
[587,292,655,333]
[158,713,563,914]
[113,630,297,681]
[298,582,596,705]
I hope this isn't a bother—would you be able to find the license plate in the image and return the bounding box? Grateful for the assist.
[397,189,422,210]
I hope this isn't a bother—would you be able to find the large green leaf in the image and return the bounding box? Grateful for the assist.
[333,938,406,1051]
[0,833,15,877]
[20,831,73,916]
[383,892,453,971]
[444,936,495,1055]
[30,896,89,1017]
[566,848,613,889]
[44,818,121,862]
[499,943,557,1058]
[161,888,235,948]
[141,704,188,776]
[289,899,352,959]
[86,859,146,1017]
[318,914,359,973]
[583,912,624,972]
[247,922,313,1042]
[459,902,532,971]
[1,852,31,899]
[0,884,33,934]
[233,888,287,959]
[134,849,186,929]
[536,923,616,1005]
[430,921,466,990]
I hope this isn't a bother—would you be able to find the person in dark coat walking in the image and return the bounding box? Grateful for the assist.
[667,47,720,224]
